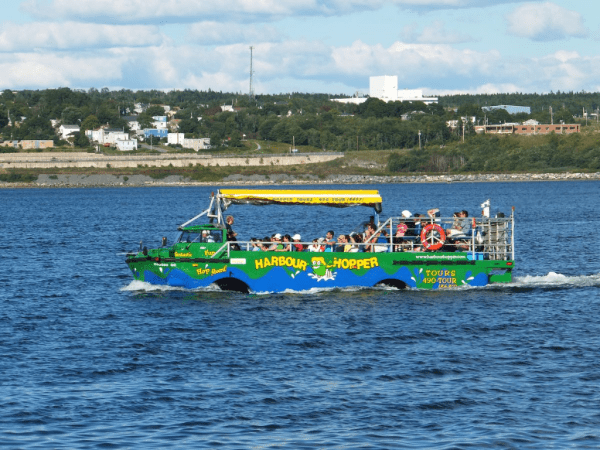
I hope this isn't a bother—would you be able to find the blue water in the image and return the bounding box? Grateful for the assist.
[1,181,600,448]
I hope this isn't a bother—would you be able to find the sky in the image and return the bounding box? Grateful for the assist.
[1,0,599,96]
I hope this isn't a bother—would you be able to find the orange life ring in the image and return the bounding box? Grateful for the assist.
[420,223,446,251]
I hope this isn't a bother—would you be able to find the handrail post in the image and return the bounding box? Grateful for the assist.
[511,206,515,261]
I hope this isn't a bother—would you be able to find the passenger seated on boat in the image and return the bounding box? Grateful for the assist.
[376,230,391,252]
[261,236,272,251]
[318,237,327,252]
[308,238,321,252]
[292,234,304,252]
[400,210,417,236]
[447,210,471,239]
[251,238,262,251]
[366,226,389,253]
[269,233,283,251]
[412,213,424,236]
[277,234,293,252]
[363,222,377,250]
[393,223,409,252]
[346,233,360,252]
[335,234,347,252]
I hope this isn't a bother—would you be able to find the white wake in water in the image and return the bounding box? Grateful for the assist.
[120,280,221,292]
[121,280,393,296]
[121,273,600,294]
[512,272,600,288]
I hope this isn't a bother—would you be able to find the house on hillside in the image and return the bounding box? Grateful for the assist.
[85,127,104,143]
[123,116,140,131]
[59,124,80,140]
[143,128,169,139]
[152,116,168,129]
[182,138,211,151]
[134,103,148,114]
[446,116,476,130]
[115,139,138,151]
[85,127,129,144]
[104,129,129,144]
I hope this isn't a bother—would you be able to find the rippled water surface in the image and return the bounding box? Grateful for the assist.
[1,181,600,448]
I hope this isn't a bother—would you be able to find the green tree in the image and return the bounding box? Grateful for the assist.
[229,133,243,147]
[81,115,100,131]
[2,89,15,101]
[78,132,90,147]
[146,105,166,116]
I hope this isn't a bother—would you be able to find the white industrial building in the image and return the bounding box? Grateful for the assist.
[332,76,438,105]
[168,133,185,145]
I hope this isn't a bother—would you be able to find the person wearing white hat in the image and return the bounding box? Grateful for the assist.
[401,210,412,218]
[269,233,283,251]
[292,234,303,251]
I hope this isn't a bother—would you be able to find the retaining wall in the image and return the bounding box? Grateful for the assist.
[0,152,342,169]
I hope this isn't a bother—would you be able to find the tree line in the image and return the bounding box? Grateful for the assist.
[1,87,598,153]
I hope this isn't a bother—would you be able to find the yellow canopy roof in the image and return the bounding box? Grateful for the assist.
[219,189,382,209]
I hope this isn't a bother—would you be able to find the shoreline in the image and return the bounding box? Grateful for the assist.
[1,171,599,188]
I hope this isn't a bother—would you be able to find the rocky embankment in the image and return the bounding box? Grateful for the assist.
[1,171,599,188]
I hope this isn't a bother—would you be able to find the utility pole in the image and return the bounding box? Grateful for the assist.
[418,130,421,150]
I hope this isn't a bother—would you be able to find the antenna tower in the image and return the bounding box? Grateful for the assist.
[249,46,255,99]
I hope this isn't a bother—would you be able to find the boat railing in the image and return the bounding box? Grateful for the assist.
[216,213,514,261]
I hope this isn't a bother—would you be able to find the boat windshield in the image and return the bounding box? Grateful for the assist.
[178,230,223,244]
[179,231,201,243]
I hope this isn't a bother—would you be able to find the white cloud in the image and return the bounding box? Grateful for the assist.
[21,0,342,23]
[2,37,600,95]
[530,51,597,92]
[20,0,533,23]
[506,2,587,41]
[186,22,282,45]
[400,21,472,44]
[0,21,163,51]
[0,52,123,88]
[331,40,500,79]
